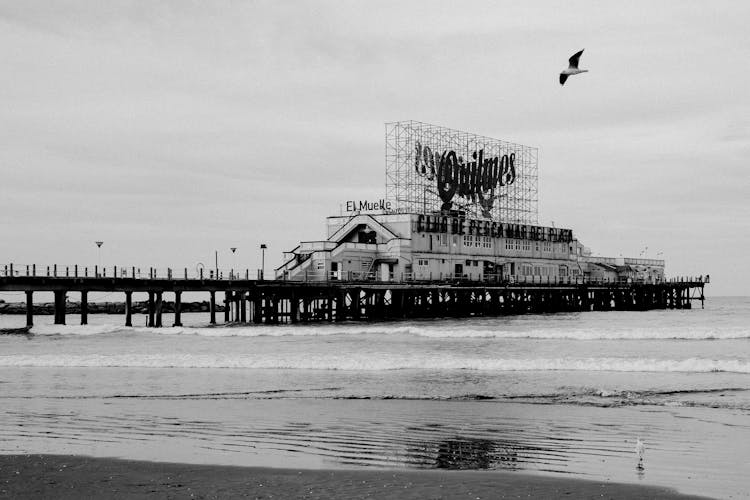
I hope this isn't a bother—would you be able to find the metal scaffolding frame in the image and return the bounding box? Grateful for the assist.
[385,120,538,224]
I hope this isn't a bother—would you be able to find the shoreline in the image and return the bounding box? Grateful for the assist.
[0,454,711,499]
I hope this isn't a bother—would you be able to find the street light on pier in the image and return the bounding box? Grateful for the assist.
[260,244,267,280]
[230,247,237,279]
[95,241,103,276]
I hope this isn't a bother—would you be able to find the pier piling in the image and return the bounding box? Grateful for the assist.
[80,291,88,325]
[53,290,66,325]
[173,291,182,327]
[155,292,163,327]
[125,291,133,327]
[147,292,155,327]
[25,290,33,327]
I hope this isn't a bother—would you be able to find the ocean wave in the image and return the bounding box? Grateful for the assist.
[506,386,749,401]
[27,323,750,340]
[1,354,749,373]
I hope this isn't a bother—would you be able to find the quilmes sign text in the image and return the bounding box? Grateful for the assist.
[414,141,517,216]
[345,199,392,212]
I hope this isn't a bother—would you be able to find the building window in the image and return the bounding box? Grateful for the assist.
[316,261,325,270]
[482,236,492,248]
[505,239,513,250]
[464,235,473,247]
[521,264,533,276]
[417,259,429,267]
[523,240,531,251]
[515,240,521,250]
[439,234,448,246]
[559,265,569,277]
[535,242,539,252]
[543,242,552,253]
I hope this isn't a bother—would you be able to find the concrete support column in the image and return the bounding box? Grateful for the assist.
[25,290,33,327]
[264,296,273,324]
[80,291,88,325]
[240,292,247,323]
[302,297,310,322]
[155,291,163,328]
[375,291,385,319]
[53,290,66,325]
[351,289,361,320]
[233,292,241,322]
[290,292,298,323]
[224,291,231,322]
[334,290,346,321]
[125,291,133,327]
[252,293,262,324]
[148,291,155,327]
[209,291,216,324]
[173,291,182,327]
[267,296,278,324]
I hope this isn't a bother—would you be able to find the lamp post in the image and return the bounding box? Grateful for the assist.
[95,241,103,276]
[230,247,237,279]
[260,244,267,280]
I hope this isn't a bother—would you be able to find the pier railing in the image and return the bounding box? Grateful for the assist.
[0,264,260,281]
[1,263,708,327]
[1,263,709,286]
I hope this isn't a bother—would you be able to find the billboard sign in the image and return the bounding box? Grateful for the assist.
[385,121,538,223]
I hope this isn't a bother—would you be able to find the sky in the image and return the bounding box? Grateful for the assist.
[1,0,749,296]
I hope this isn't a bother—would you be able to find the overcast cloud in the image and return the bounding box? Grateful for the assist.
[1,1,748,295]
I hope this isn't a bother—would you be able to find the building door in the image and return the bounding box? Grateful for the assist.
[454,263,463,277]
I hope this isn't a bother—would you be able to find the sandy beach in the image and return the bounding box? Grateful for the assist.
[0,454,711,499]
[2,303,750,498]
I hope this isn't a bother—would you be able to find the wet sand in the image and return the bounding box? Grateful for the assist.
[0,454,710,499]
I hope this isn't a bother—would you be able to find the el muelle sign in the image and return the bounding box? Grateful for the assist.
[344,199,392,212]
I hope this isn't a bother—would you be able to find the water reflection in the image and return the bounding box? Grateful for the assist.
[433,438,517,470]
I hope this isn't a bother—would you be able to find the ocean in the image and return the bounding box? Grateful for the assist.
[1,296,748,498]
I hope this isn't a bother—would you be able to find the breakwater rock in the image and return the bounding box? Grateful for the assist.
[0,300,225,315]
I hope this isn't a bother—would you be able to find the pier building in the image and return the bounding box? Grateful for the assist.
[277,121,665,284]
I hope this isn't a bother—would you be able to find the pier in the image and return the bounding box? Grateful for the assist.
[1,264,706,327]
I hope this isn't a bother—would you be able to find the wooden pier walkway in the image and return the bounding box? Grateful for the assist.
[1,265,707,327]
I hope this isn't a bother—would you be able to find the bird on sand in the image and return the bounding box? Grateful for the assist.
[635,437,645,470]
[559,49,588,85]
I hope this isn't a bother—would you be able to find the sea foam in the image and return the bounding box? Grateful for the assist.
[1,354,748,373]
[27,322,750,340]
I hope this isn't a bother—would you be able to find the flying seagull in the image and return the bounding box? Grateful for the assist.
[559,49,587,85]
